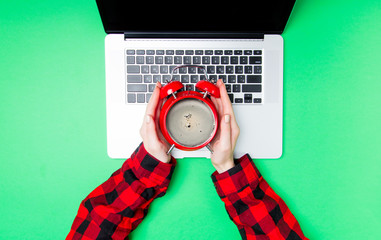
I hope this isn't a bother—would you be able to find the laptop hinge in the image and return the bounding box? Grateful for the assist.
[123,32,265,39]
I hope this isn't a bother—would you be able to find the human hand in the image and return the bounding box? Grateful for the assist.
[209,79,240,173]
[140,82,172,163]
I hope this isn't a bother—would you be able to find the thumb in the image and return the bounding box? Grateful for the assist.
[144,114,160,142]
[220,114,232,147]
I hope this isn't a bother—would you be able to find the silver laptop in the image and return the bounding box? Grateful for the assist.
[95,1,296,159]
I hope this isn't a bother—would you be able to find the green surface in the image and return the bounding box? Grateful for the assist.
[1,0,380,239]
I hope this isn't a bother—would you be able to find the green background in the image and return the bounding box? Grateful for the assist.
[1,0,380,239]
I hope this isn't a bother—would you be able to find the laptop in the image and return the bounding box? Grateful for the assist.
[95,0,296,159]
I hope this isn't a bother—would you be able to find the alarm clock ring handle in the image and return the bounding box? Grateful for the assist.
[165,65,220,98]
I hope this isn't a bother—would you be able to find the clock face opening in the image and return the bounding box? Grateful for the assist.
[165,98,216,148]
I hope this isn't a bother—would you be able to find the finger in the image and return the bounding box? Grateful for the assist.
[145,82,161,117]
[216,80,239,145]
[216,79,233,114]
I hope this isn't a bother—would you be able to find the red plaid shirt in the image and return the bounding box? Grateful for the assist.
[67,143,308,240]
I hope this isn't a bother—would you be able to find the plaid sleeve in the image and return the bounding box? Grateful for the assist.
[66,143,176,240]
[211,154,308,240]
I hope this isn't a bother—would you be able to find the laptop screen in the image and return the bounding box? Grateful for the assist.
[96,0,295,35]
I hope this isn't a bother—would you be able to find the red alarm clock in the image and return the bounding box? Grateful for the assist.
[159,65,220,154]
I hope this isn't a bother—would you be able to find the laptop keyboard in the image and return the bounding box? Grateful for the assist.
[126,49,263,104]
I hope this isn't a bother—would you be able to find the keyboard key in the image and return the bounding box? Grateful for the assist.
[127,84,147,92]
[155,56,163,64]
[202,56,210,64]
[254,98,262,103]
[143,75,152,83]
[235,98,243,103]
[146,56,154,64]
[244,50,252,55]
[136,50,145,55]
[191,75,199,83]
[127,93,136,103]
[221,56,229,64]
[127,56,135,64]
[185,84,194,91]
[195,50,203,55]
[249,56,262,64]
[218,75,227,83]
[230,56,239,64]
[224,50,233,55]
[174,56,182,64]
[185,50,194,55]
[141,66,149,73]
[156,50,164,55]
[228,94,234,103]
[146,50,155,55]
[148,84,156,92]
[166,50,174,55]
[244,66,253,74]
[137,94,145,103]
[175,50,184,55]
[127,65,140,73]
[212,56,220,64]
[247,75,262,83]
[242,84,262,92]
[150,65,159,74]
[127,75,142,83]
[244,94,253,103]
[165,56,173,64]
[235,66,243,74]
[234,50,242,55]
[228,75,236,83]
[254,66,262,74]
[193,56,201,64]
[146,93,152,103]
[206,66,214,74]
[136,56,144,64]
[254,50,262,55]
[126,50,135,55]
[240,56,248,64]
[181,75,190,83]
[183,56,192,64]
[233,84,240,92]
[188,66,197,73]
[153,75,161,83]
[226,66,234,74]
[209,75,217,82]
[205,50,213,55]
[160,66,168,74]
[216,66,224,74]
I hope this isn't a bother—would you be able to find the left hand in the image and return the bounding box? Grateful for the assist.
[139,82,172,163]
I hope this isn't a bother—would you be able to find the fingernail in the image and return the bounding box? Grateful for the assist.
[224,114,230,123]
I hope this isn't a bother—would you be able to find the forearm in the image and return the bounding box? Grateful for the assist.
[67,143,176,240]
[212,154,308,240]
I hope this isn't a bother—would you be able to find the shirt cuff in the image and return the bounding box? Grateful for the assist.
[125,142,177,188]
[211,154,262,198]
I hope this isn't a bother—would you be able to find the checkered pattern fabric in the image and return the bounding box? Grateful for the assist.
[212,154,308,240]
[66,143,176,240]
[67,143,307,239]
